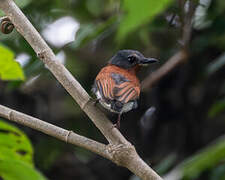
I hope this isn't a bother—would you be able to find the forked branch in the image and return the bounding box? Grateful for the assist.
[0,0,162,179]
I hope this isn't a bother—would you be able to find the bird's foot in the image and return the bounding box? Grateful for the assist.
[93,99,100,106]
[113,122,120,129]
[112,114,121,129]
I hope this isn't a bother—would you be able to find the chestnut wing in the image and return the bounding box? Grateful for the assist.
[94,72,139,103]
[111,73,139,103]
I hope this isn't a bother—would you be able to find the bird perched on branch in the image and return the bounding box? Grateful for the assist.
[92,50,158,128]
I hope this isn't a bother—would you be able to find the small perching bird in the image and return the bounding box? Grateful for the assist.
[92,50,158,128]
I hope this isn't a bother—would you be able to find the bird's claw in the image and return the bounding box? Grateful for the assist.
[113,122,120,129]
[93,99,100,106]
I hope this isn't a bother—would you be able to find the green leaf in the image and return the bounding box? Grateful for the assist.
[0,0,31,16]
[117,0,173,41]
[0,120,47,180]
[208,98,225,118]
[180,136,225,179]
[0,159,46,180]
[0,120,33,165]
[0,45,25,81]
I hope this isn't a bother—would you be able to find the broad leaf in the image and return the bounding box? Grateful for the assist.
[0,45,25,81]
[117,0,173,41]
[0,120,47,180]
[0,120,33,165]
[0,159,46,180]
[181,136,225,179]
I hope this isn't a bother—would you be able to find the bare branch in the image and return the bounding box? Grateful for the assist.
[141,0,197,91]
[141,50,188,91]
[0,0,162,179]
[0,104,111,160]
[181,0,197,48]
[0,103,162,180]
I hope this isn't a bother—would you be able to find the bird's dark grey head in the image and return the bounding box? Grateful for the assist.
[109,50,158,69]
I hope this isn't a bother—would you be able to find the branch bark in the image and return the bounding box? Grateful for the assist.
[0,0,162,179]
[0,104,111,160]
[0,0,124,145]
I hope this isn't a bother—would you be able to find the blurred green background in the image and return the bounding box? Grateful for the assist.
[0,0,225,180]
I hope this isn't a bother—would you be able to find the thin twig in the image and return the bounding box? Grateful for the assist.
[141,0,197,91]
[141,50,188,91]
[181,0,197,48]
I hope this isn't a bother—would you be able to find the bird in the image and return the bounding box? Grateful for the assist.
[92,50,158,128]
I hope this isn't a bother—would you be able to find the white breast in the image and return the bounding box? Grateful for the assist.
[95,90,134,114]
[121,102,134,113]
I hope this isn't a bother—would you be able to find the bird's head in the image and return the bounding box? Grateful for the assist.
[109,50,158,69]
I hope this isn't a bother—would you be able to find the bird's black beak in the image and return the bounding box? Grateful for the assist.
[139,58,158,66]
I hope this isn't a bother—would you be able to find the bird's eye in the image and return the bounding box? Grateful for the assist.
[128,56,136,63]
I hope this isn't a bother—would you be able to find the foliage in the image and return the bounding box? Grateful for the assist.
[208,98,225,118]
[117,0,173,41]
[0,120,33,164]
[0,160,46,180]
[0,120,46,180]
[0,0,225,179]
[0,45,25,81]
[181,136,225,179]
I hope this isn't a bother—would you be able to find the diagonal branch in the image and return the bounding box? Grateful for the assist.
[0,0,125,145]
[141,50,188,91]
[0,0,162,179]
[0,104,161,180]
